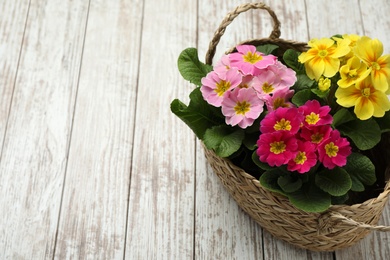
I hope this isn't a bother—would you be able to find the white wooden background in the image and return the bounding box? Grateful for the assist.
[1,0,389,259]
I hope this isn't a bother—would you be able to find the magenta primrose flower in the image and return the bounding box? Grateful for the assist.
[221,87,264,128]
[229,45,276,75]
[300,125,332,147]
[318,130,352,169]
[201,69,242,107]
[299,100,333,127]
[257,131,298,167]
[260,107,304,135]
[287,140,317,174]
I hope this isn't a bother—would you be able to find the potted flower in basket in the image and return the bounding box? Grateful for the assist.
[170,2,390,251]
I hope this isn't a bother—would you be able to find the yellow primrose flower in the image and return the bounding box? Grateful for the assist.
[318,77,331,91]
[335,76,390,120]
[353,36,390,93]
[299,38,350,80]
[336,34,361,61]
[337,56,370,88]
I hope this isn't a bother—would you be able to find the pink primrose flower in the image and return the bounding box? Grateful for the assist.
[256,131,298,167]
[214,54,231,76]
[260,107,304,135]
[267,61,297,88]
[299,100,333,127]
[251,70,283,100]
[300,125,332,147]
[221,87,264,128]
[229,45,276,75]
[318,130,351,169]
[200,69,242,107]
[264,88,295,112]
[287,140,317,174]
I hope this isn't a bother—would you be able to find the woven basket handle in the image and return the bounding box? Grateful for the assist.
[318,212,390,234]
[205,2,281,65]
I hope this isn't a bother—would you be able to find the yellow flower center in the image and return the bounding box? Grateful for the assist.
[262,82,274,93]
[347,69,358,78]
[305,112,320,125]
[243,51,263,64]
[270,141,286,154]
[325,142,339,157]
[215,80,231,96]
[294,151,307,165]
[361,87,371,97]
[318,49,328,58]
[273,98,289,110]
[238,83,249,89]
[234,101,251,115]
[311,133,324,144]
[274,118,292,131]
[372,62,381,71]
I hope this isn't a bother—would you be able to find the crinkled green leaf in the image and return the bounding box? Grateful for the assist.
[375,110,390,133]
[338,118,381,150]
[311,88,329,99]
[252,151,273,171]
[294,74,315,90]
[243,132,260,150]
[332,108,355,127]
[331,193,349,205]
[287,183,331,212]
[170,88,223,139]
[344,152,376,192]
[277,175,302,193]
[283,49,305,73]
[259,169,286,195]
[178,48,212,86]
[256,44,279,55]
[315,168,352,196]
[203,125,244,157]
[292,89,317,106]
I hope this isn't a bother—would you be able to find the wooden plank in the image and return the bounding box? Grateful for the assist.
[334,0,390,258]
[0,0,89,259]
[0,0,29,153]
[195,1,264,259]
[53,0,143,259]
[125,0,197,258]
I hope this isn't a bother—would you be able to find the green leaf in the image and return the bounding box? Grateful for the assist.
[338,118,381,150]
[256,44,279,55]
[252,151,273,171]
[177,48,212,86]
[243,132,260,150]
[291,89,316,106]
[277,175,302,193]
[170,88,223,139]
[332,108,355,127]
[287,183,331,212]
[375,110,390,133]
[203,125,244,157]
[331,193,349,205]
[283,49,304,73]
[344,153,376,192]
[259,169,286,195]
[311,88,329,99]
[315,168,352,196]
[293,74,315,90]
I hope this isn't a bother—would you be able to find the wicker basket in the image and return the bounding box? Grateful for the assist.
[202,2,390,252]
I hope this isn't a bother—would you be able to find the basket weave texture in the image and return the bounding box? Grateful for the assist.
[202,2,390,252]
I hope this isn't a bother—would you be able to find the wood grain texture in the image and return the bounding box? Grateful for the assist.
[53,0,143,259]
[195,1,264,259]
[125,0,197,258]
[0,0,89,258]
[0,0,29,154]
